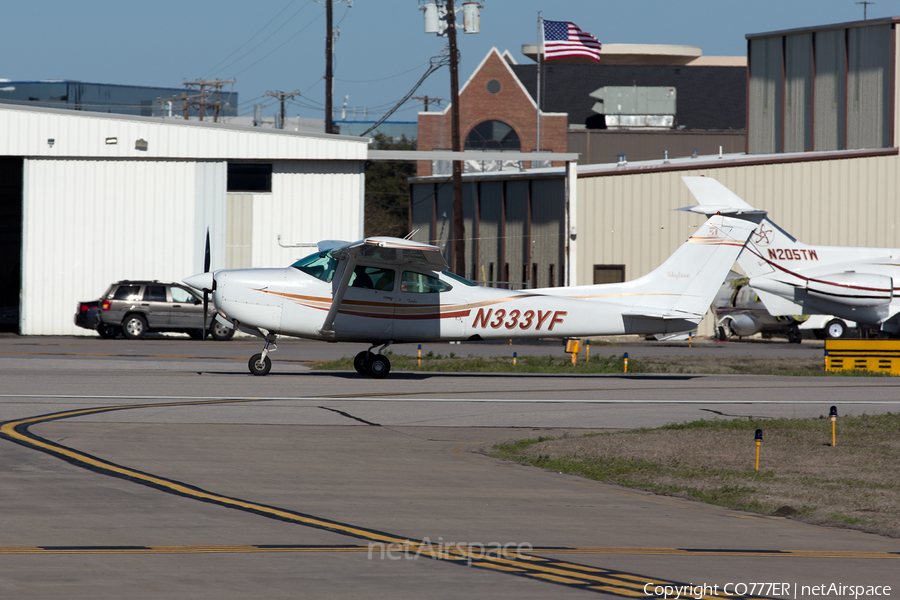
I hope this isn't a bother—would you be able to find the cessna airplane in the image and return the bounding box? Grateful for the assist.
[681,176,900,336]
[183,214,754,378]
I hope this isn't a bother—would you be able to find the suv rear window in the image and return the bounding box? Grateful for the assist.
[113,285,141,300]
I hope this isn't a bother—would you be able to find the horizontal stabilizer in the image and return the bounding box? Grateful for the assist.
[678,176,767,218]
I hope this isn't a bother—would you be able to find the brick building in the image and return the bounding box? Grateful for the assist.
[416,48,568,176]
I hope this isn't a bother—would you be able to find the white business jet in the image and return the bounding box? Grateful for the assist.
[680,176,900,337]
[183,214,754,378]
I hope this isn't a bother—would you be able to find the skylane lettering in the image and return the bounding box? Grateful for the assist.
[471,308,567,331]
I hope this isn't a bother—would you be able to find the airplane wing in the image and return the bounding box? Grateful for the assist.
[333,237,449,271]
[318,237,448,337]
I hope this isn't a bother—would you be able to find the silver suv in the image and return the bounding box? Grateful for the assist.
[98,280,234,340]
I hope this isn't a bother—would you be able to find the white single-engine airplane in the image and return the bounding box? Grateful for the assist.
[183,214,754,378]
[680,176,900,336]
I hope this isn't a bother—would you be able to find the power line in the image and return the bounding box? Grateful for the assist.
[201,0,299,78]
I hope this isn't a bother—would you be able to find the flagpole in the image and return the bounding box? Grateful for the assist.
[536,12,542,153]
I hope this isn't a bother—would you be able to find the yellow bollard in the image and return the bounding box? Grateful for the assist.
[585,340,590,363]
[754,429,763,471]
[830,406,837,447]
[623,352,629,373]
[417,344,422,367]
[513,351,517,366]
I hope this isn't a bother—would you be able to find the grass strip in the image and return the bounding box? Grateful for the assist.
[314,351,886,376]
[489,413,900,537]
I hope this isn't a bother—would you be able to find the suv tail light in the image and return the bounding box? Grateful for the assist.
[101,300,111,311]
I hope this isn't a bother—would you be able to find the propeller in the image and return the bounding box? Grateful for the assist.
[202,228,211,340]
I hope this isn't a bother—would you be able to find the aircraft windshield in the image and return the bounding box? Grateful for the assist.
[291,251,338,282]
[441,270,477,287]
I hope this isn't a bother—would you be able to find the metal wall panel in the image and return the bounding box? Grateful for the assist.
[847,24,892,149]
[748,37,783,154]
[253,160,364,268]
[784,34,813,152]
[462,182,477,281]
[226,193,254,269]
[814,29,846,150]
[577,154,900,335]
[21,159,203,335]
[477,181,503,285]
[410,183,436,246]
[505,180,529,288]
[434,180,454,260]
[531,179,565,288]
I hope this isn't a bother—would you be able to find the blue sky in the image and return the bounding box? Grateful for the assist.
[0,1,890,123]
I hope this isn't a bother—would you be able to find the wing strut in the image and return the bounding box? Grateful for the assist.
[318,255,357,338]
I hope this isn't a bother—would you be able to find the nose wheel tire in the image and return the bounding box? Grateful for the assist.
[249,353,272,376]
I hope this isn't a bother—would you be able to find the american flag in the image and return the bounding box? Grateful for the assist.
[542,20,602,62]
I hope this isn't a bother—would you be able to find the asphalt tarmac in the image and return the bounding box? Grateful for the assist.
[1,334,898,599]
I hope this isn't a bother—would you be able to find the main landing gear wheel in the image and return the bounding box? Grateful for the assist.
[353,350,391,378]
[354,351,369,375]
[367,354,391,379]
[825,319,846,339]
[249,353,272,376]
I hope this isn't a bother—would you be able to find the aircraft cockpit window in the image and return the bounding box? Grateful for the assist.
[441,270,477,287]
[291,251,338,283]
[401,271,452,294]
[350,266,394,291]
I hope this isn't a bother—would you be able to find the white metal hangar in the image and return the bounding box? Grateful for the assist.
[0,103,368,335]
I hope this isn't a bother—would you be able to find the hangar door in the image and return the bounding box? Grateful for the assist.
[0,158,23,333]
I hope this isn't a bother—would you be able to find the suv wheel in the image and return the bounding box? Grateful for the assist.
[98,324,120,339]
[210,321,235,341]
[122,314,148,340]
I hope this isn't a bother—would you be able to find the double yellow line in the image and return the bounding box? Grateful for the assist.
[0,398,776,598]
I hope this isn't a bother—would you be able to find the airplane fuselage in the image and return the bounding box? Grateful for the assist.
[212,266,698,344]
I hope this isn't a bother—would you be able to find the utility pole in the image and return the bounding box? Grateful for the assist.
[325,0,334,133]
[266,90,300,129]
[446,0,465,276]
[182,79,235,122]
[856,1,874,19]
[412,95,444,112]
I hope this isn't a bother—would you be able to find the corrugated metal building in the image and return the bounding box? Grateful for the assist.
[0,103,367,335]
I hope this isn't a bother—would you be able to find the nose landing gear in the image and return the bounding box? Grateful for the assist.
[248,332,278,376]
[353,342,393,379]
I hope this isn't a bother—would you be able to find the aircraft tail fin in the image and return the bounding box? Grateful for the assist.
[611,215,756,320]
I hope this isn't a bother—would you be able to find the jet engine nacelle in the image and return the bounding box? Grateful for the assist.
[806,272,893,307]
[726,313,762,337]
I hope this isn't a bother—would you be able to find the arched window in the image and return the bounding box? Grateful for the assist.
[464,120,520,151]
